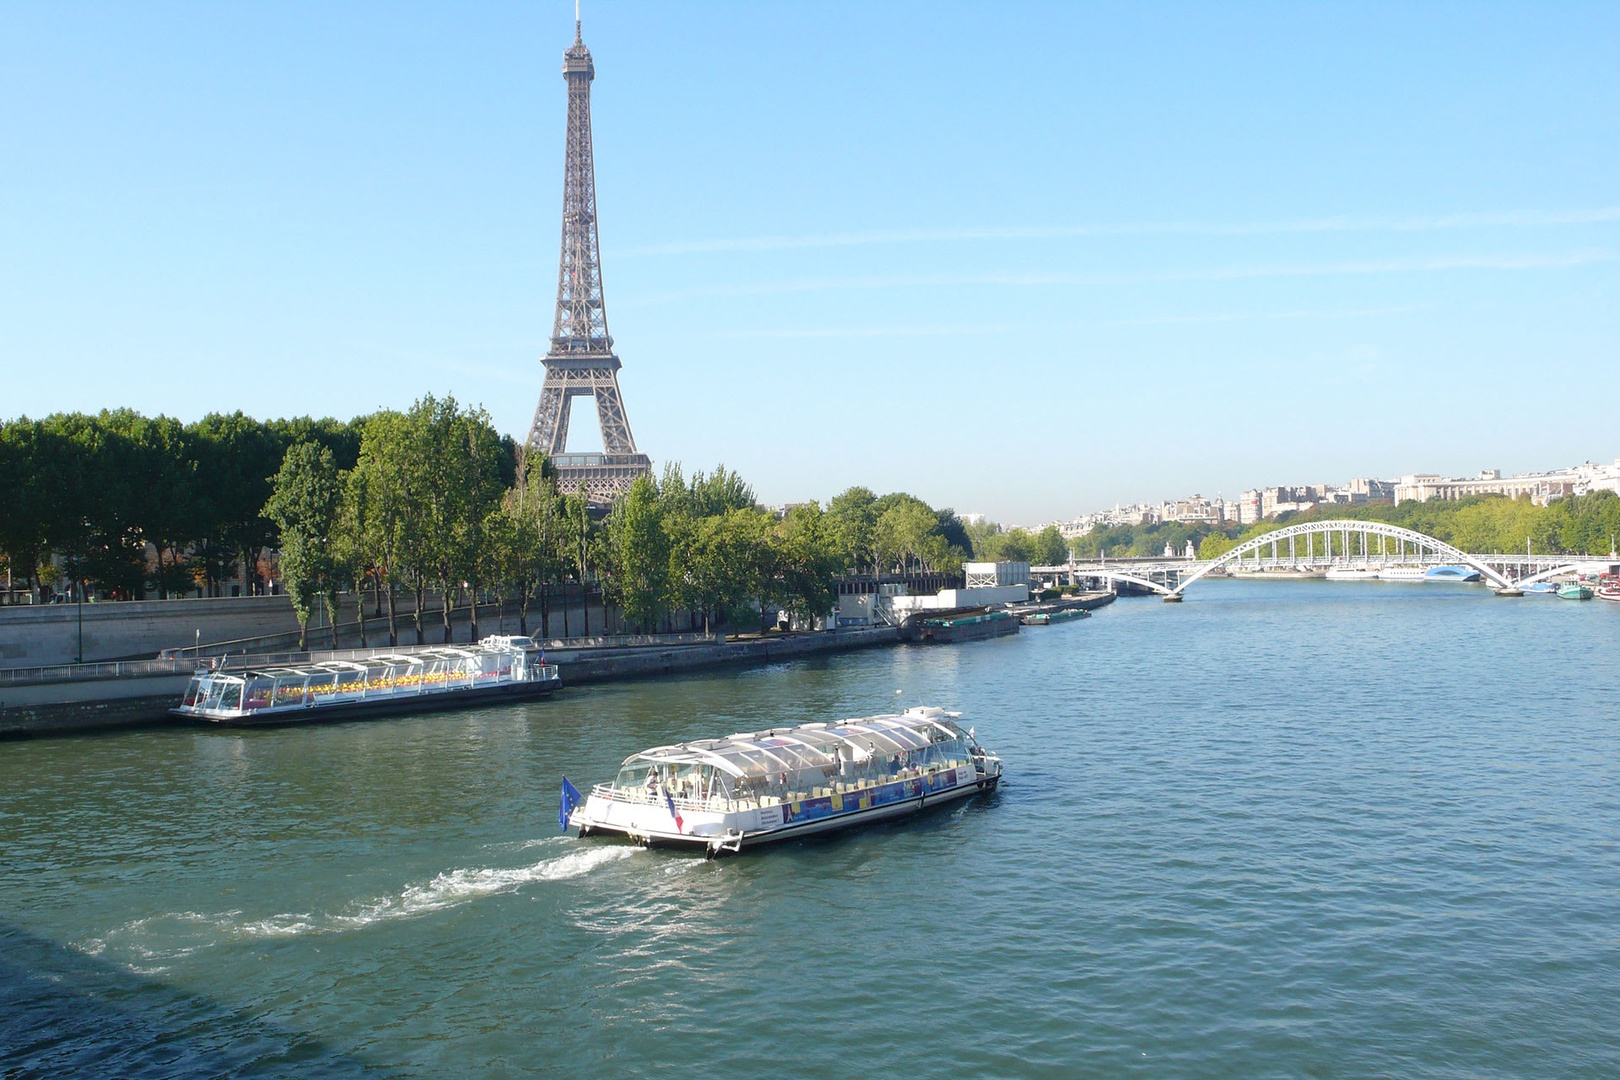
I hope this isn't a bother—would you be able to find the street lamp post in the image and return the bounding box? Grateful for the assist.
[75,573,83,665]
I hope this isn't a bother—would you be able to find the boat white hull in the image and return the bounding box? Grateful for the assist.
[571,769,1000,856]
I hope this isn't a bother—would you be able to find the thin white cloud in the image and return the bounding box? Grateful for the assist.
[714,304,1432,340]
[632,249,1619,303]
[622,207,1620,257]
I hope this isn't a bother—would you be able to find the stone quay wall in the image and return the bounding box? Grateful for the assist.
[0,586,641,670]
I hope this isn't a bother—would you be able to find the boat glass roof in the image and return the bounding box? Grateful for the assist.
[626,708,971,777]
[195,638,538,684]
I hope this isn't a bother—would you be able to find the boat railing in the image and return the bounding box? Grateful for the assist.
[590,760,974,814]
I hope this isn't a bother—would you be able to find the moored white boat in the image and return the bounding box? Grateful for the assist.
[172,635,560,725]
[1374,565,1483,583]
[1325,566,1381,581]
[1424,565,1483,582]
[564,706,1002,857]
[1595,573,1620,602]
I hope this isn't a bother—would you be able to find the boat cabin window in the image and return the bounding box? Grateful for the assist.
[244,677,273,710]
[182,678,203,708]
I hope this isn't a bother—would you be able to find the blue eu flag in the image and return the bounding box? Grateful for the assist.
[559,776,583,831]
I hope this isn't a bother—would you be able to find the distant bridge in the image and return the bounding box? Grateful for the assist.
[1034,519,1618,601]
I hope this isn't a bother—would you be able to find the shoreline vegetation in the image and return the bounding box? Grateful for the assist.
[1,400,1055,651]
[7,402,1615,655]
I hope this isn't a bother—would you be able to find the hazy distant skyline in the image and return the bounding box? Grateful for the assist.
[3,2,1616,521]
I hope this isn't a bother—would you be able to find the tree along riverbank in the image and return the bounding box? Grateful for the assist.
[2,401,986,653]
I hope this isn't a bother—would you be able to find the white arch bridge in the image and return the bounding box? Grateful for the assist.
[1035,519,1617,601]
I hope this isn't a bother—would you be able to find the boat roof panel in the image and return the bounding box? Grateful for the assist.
[625,708,969,776]
[212,639,534,682]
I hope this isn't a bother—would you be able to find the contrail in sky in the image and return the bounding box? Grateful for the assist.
[631,249,1619,303]
[713,304,1432,340]
[621,208,1620,257]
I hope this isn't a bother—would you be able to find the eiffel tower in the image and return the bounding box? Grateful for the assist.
[526,10,651,502]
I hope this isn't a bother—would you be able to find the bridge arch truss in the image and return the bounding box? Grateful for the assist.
[1174,520,1513,594]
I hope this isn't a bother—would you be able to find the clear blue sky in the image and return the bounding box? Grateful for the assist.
[3,2,1616,523]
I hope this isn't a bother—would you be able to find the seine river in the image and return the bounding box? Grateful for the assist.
[3,580,1618,1077]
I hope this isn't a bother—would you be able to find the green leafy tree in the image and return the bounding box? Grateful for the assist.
[1033,526,1068,566]
[0,419,48,600]
[682,507,769,633]
[188,412,283,596]
[767,502,843,628]
[349,410,421,645]
[826,486,879,572]
[264,440,342,650]
[601,475,671,633]
[558,488,598,637]
[493,448,565,636]
[934,509,976,560]
[873,496,940,575]
[688,464,756,517]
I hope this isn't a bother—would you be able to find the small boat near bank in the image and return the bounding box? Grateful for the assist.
[898,609,1019,644]
[172,635,561,725]
[563,706,1002,857]
[1021,607,1091,626]
[1557,583,1594,601]
[1596,574,1620,603]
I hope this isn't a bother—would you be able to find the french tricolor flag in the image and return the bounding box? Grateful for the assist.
[662,785,685,833]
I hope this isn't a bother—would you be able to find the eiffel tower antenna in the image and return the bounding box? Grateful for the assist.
[526,5,652,503]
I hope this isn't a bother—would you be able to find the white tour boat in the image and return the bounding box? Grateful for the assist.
[1376,564,1482,583]
[562,706,1002,857]
[173,635,561,726]
[1325,566,1381,581]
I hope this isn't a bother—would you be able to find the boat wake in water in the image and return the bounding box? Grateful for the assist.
[79,842,638,970]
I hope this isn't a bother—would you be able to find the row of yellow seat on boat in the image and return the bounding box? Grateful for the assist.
[242,666,514,709]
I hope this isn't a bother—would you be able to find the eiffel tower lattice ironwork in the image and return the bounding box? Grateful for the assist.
[525,14,651,502]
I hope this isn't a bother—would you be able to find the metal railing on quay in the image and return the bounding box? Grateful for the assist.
[0,657,199,686]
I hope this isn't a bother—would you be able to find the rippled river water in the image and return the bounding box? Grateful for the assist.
[3,580,1619,1077]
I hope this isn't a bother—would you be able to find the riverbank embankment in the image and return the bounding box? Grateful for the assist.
[0,585,632,669]
[0,628,902,738]
[0,660,195,738]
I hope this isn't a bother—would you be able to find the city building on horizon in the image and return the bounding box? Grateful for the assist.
[1048,458,1620,537]
[1392,460,1620,505]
